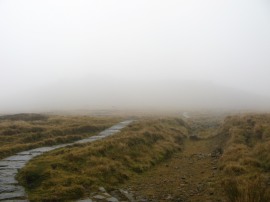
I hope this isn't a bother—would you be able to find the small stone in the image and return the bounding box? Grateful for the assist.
[119,189,135,202]
[106,197,119,202]
[103,192,111,197]
[99,187,106,192]
[166,194,173,200]
[93,195,106,200]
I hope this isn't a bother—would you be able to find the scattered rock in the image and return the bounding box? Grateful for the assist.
[106,196,119,202]
[93,195,106,200]
[119,189,136,202]
[103,192,112,197]
[166,194,173,200]
[99,187,106,193]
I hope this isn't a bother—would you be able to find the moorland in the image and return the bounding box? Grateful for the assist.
[1,112,270,202]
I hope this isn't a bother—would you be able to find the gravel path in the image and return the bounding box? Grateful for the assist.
[0,120,133,202]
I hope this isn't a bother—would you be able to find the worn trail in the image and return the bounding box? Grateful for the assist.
[122,137,225,202]
[0,120,133,202]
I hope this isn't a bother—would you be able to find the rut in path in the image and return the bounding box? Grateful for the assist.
[0,120,133,202]
[123,137,225,202]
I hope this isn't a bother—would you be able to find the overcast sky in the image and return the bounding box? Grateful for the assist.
[1,0,270,113]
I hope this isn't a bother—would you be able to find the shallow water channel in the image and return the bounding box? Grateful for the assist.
[0,120,133,201]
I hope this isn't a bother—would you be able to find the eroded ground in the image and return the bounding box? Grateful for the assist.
[120,137,226,202]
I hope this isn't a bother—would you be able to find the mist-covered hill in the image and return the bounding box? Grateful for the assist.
[2,78,270,113]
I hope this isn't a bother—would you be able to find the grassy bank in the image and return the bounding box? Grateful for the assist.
[218,114,270,202]
[0,113,121,159]
[17,117,189,202]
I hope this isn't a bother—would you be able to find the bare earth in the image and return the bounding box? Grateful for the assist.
[121,137,226,202]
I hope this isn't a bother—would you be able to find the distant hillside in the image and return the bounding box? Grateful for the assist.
[1,79,270,113]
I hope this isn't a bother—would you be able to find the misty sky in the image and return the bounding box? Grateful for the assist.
[1,0,270,112]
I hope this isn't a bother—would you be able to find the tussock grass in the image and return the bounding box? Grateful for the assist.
[17,117,188,202]
[218,114,270,202]
[223,176,270,202]
[223,162,247,176]
[0,113,121,159]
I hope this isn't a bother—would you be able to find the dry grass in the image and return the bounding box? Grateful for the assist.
[17,117,188,202]
[218,114,270,202]
[0,113,121,159]
[223,176,270,202]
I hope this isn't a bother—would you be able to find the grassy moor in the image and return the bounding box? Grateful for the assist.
[0,113,120,159]
[17,118,189,201]
[1,113,270,202]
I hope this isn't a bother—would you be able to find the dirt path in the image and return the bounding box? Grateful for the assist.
[121,137,226,202]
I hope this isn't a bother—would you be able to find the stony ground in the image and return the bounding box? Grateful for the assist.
[119,137,226,202]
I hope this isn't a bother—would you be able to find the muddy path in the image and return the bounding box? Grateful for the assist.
[121,137,226,202]
[0,120,133,202]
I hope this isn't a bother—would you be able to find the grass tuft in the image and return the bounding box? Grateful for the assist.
[218,114,270,201]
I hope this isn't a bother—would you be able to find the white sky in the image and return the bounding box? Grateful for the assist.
[1,0,270,112]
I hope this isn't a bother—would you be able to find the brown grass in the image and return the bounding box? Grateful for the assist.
[223,176,270,202]
[0,113,121,159]
[17,117,188,202]
[218,114,270,202]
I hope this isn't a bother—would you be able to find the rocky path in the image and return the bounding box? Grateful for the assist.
[0,120,133,202]
[121,137,225,202]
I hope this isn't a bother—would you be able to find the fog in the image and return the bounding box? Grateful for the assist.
[1,0,270,114]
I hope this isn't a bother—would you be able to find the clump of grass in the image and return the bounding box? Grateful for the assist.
[220,144,249,164]
[17,117,188,201]
[253,142,270,171]
[0,114,121,159]
[218,114,270,201]
[223,176,270,202]
[223,162,247,175]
